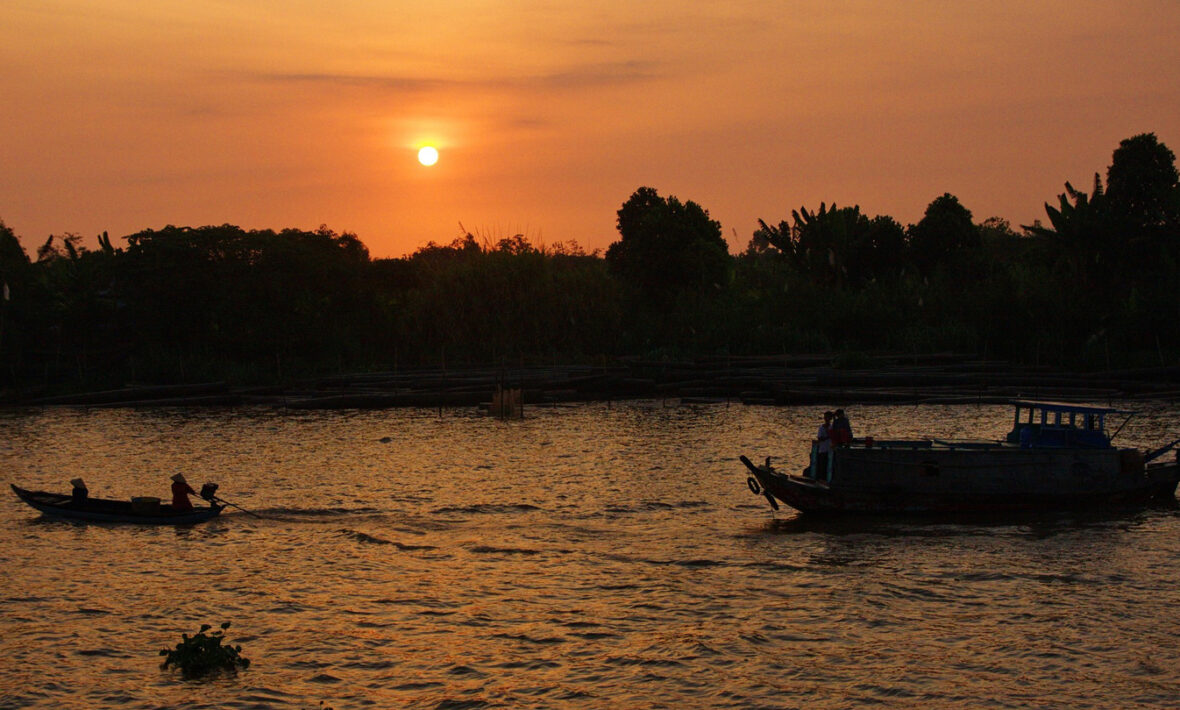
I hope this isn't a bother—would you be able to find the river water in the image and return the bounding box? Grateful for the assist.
[2,401,1179,709]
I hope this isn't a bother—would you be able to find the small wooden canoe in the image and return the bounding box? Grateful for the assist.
[10,484,224,525]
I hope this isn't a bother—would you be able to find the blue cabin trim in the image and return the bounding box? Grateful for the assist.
[1005,401,1133,449]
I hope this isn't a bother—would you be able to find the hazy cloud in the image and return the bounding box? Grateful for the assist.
[252,60,661,96]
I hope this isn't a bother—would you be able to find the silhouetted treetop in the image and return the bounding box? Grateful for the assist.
[1025,134,1180,288]
[1025,174,1115,247]
[754,204,907,286]
[606,186,729,300]
[1106,132,1180,228]
[125,224,369,266]
[0,221,28,279]
[907,193,979,274]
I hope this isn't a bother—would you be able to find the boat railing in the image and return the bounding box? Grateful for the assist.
[931,438,1010,449]
[855,439,934,449]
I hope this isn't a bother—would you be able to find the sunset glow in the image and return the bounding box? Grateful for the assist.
[2,1,1179,257]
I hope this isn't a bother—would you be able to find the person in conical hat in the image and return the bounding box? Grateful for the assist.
[170,473,196,511]
[70,477,88,503]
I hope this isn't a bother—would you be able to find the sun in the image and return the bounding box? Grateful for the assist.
[417,146,439,166]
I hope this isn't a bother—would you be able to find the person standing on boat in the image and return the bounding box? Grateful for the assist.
[170,473,197,511]
[831,409,853,447]
[70,478,88,503]
[814,411,834,479]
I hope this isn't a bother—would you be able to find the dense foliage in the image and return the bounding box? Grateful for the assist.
[159,622,250,678]
[1,134,1177,394]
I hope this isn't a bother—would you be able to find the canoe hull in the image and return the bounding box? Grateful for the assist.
[10,484,224,525]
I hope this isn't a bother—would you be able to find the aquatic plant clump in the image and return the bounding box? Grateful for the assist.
[160,622,251,677]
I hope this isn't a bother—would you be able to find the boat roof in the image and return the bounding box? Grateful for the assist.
[1011,400,1133,415]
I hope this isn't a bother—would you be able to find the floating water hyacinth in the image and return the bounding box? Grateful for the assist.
[159,622,250,678]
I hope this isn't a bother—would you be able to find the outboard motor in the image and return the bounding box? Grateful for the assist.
[200,482,219,501]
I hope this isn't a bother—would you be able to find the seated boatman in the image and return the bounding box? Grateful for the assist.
[70,477,88,504]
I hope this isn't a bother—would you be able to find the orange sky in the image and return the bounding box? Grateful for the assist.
[2,1,1179,258]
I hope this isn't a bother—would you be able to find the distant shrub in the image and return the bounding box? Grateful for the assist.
[160,622,250,677]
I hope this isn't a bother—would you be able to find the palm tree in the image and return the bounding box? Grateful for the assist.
[1023,174,1122,287]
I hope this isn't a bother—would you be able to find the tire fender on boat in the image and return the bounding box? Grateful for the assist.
[739,455,780,511]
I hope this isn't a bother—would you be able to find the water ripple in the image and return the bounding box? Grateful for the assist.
[3,402,1180,709]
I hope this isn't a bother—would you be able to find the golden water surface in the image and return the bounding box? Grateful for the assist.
[2,402,1179,709]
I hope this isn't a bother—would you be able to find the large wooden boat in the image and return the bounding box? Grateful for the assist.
[10,484,225,524]
[740,401,1180,515]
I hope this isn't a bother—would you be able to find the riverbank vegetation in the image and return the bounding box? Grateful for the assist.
[1,134,1177,399]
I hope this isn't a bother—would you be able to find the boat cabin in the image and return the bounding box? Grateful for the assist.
[1004,400,1130,449]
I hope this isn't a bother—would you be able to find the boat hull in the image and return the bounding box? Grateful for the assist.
[10,484,224,525]
[742,447,1180,515]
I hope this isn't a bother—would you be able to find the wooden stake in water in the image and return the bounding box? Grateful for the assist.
[492,386,522,419]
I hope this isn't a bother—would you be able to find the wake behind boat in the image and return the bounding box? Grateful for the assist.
[741,401,1180,515]
[10,483,225,524]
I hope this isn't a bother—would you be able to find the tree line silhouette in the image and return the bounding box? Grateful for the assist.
[1,133,1177,395]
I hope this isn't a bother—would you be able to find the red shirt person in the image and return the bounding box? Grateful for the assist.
[170,473,197,511]
[830,409,853,446]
